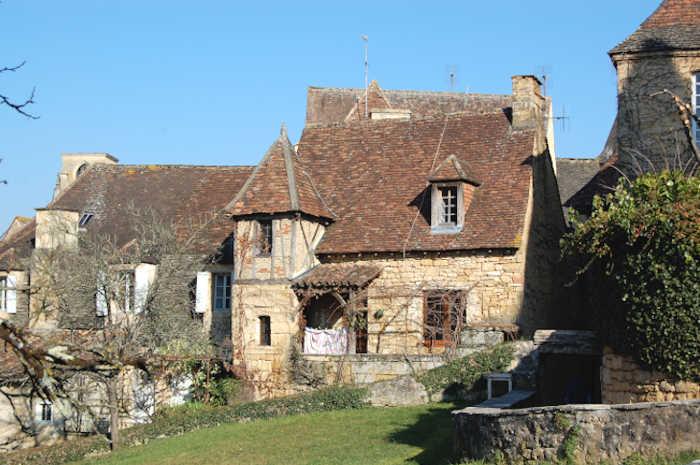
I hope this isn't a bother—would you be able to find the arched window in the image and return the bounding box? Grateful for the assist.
[76,163,88,177]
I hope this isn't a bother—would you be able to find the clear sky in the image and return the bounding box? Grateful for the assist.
[0,0,660,228]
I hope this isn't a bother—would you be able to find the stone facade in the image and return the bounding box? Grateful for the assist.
[601,348,700,403]
[454,399,700,464]
[612,50,700,175]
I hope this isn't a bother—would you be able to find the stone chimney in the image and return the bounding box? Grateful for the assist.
[511,75,545,131]
[53,152,118,199]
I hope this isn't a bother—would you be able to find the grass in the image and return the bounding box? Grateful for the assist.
[69,402,463,465]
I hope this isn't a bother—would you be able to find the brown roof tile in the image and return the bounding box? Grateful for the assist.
[293,263,382,289]
[428,154,480,185]
[48,164,254,251]
[227,127,334,219]
[306,85,512,126]
[610,0,700,54]
[297,111,535,254]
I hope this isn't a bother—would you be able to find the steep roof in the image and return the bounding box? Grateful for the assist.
[306,85,512,126]
[297,111,536,254]
[226,126,334,219]
[610,0,700,55]
[48,164,254,251]
[556,158,601,206]
[0,219,35,271]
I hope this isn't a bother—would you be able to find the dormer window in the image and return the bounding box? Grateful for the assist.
[431,183,464,233]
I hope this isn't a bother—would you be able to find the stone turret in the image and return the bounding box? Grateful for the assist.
[53,152,118,199]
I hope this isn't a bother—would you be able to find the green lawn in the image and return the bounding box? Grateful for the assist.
[71,403,462,465]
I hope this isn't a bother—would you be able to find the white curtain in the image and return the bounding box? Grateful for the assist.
[303,327,350,355]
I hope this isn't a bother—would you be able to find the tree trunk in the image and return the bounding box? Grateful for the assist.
[107,377,120,450]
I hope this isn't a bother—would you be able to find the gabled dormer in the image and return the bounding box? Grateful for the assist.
[227,125,333,280]
[427,155,480,234]
[345,80,411,121]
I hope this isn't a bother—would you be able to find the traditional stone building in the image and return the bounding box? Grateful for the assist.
[560,0,700,214]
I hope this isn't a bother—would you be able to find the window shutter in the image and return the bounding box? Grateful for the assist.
[6,274,17,314]
[134,264,157,314]
[195,272,211,314]
[96,271,108,317]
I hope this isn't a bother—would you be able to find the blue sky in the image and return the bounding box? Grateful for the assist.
[0,0,659,227]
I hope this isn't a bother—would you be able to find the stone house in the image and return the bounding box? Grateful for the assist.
[561,0,700,214]
[0,74,565,410]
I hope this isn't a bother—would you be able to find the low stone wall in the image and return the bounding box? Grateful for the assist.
[302,353,444,385]
[601,348,700,403]
[453,400,700,464]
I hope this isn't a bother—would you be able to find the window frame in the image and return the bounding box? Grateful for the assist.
[422,290,467,348]
[78,212,94,227]
[259,315,271,346]
[39,402,52,422]
[0,276,6,312]
[254,220,273,257]
[430,183,464,233]
[693,72,699,143]
[116,270,135,313]
[212,272,232,312]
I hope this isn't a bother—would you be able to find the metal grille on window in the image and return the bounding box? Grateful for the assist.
[0,277,6,312]
[439,186,458,225]
[41,403,52,422]
[214,273,231,311]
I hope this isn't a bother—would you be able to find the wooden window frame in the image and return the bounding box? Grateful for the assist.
[693,72,699,142]
[40,402,52,422]
[0,276,6,312]
[212,273,232,311]
[254,220,273,257]
[422,290,466,348]
[430,183,464,233]
[259,315,271,346]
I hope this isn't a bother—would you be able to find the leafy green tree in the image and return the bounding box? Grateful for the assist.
[563,171,699,381]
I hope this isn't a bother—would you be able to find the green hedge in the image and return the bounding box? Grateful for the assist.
[3,386,368,465]
[417,344,515,396]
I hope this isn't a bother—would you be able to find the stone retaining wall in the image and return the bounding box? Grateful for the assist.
[302,353,444,385]
[453,400,700,464]
[601,349,700,403]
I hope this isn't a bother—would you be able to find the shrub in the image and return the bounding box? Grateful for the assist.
[563,171,700,381]
[2,386,368,465]
[417,344,514,396]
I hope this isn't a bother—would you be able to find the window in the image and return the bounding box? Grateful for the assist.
[39,402,52,422]
[79,212,94,227]
[431,184,463,232]
[259,315,271,346]
[423,290,467,347]
[693,72,699,142]
[76,163,88,177]
[213,273,231,311]
[0,277,6,312]
[439,186,458,225]
[255,220,273,257]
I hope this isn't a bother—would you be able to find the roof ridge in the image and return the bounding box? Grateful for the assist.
[108,164,256,170]
[308,85,511,99]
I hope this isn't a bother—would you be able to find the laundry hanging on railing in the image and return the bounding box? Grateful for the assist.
[303,327,350,355]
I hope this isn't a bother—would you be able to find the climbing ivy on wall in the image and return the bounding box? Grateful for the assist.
[563,171,700,381]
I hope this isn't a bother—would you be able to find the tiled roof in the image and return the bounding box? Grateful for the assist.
[297,111,535,254]
[292,263,382,289]
[306,85,512,126]
[556,158,601,206]
[227,127,334,219]
[0,219,35,271]
[610,0,700,54]
[563,158,622,216]
[49,164,254,251]
[428,154,480,185]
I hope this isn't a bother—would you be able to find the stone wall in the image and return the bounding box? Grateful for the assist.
[453,399,700,464]
[300,353,444,386]
[601,348,700,404]
[613,51,700,176]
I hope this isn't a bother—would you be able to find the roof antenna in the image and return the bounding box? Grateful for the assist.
[538,65,551,96]
[362,34,369,118]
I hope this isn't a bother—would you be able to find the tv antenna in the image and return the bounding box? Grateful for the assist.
[362,35,369,118]
[538,65,551,96]
[551,105,570,132]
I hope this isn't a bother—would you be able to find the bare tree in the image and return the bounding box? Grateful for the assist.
[0,61,38,119]
[0,207,221,449]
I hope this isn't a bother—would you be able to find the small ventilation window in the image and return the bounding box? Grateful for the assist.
[259,315,271,346]
[76,163,88,177]
[79,213,94,227]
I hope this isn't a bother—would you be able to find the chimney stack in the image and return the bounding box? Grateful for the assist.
[511,75,545,130]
